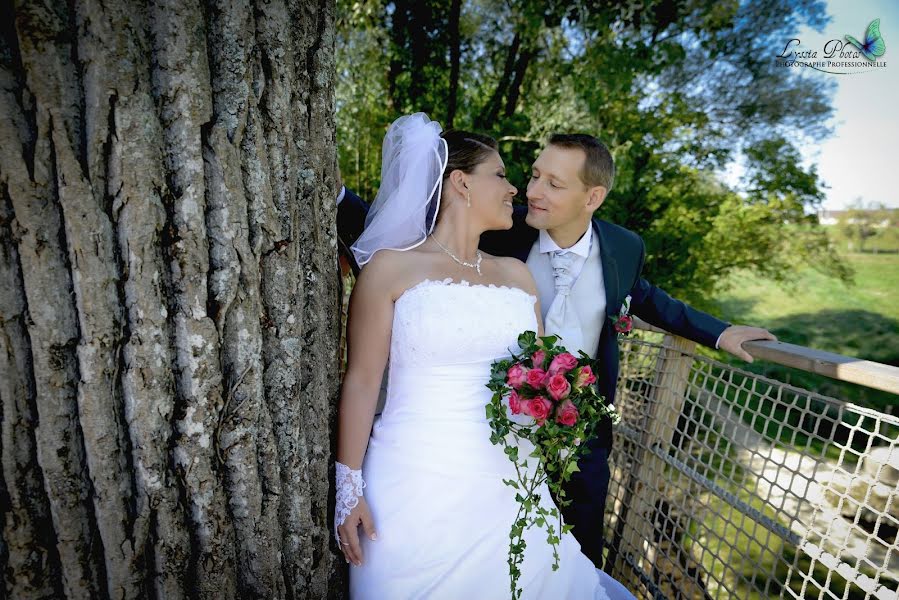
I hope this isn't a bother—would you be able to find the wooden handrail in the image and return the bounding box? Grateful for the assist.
[633,318,899,396]
[742,340,899,396]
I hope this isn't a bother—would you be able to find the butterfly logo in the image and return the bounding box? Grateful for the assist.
[845,18,886,62]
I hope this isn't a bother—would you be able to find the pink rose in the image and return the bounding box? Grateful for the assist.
[614,315,633,334]
[525,368,547,389]
[574,366,597,390]
[531,350,546,369]
[520,398,533,417]
[555,400,579,426]
[548,352,578,376]
[506,363,529,389]
[528,396,552,425]
[508,390,522,415]
[546,373,571,401]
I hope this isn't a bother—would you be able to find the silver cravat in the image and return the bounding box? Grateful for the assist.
[544,250,586,355]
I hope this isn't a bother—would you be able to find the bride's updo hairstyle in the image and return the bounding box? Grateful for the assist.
[429,130,498,226]
[439,130,498,182]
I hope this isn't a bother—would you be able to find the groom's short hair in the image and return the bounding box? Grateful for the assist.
[548,133,615,192]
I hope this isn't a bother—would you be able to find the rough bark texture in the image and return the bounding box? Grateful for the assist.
[0,0,343,598]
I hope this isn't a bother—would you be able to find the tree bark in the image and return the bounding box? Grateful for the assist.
[0,0,343,598]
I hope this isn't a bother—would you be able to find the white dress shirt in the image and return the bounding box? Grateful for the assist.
[538,226,592,280]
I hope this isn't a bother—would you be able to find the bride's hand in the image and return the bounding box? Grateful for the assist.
[338,497,377,566]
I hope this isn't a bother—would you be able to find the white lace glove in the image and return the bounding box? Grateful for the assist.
[334,461,365,544]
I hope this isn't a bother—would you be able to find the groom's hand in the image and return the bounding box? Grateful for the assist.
[718,325,777,363]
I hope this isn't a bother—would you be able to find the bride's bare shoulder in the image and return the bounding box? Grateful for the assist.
[491,255,538,296]
[356,248,435,298]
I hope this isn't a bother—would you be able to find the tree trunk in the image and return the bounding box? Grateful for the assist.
[503,45,533,119]
[446,0,461,128]
[386,0,409,113]
[0,1,344,598]
[475,31,520,129]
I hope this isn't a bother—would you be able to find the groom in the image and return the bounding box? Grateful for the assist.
[336,133,775,567]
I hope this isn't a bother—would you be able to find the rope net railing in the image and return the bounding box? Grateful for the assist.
[605,335,898,600]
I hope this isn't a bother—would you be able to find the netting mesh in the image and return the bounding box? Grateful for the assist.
[604,334,899,600]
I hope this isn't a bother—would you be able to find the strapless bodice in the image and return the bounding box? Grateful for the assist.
[381,278,537,424]
[371,278,538,473]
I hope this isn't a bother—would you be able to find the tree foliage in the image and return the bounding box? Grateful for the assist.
[336,0,850,304]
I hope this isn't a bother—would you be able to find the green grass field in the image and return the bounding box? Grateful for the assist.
[710,253,899,413]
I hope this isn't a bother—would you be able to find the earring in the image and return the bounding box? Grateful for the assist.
[466,189,471,208]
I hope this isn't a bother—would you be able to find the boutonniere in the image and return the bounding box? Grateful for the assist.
[613,295,633,335]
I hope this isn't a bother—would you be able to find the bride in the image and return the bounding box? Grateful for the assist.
[335,113,635,599]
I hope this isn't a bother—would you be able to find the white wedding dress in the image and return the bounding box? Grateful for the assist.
[350,278,635,599]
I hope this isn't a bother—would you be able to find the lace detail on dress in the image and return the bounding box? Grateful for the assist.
[390,278,539,368]
[334,462,365,544]
[401,277,537,302]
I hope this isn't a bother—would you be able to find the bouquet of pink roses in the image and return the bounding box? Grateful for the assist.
[485,331,619,599]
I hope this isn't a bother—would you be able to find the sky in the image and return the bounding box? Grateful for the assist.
[797,0,899,209]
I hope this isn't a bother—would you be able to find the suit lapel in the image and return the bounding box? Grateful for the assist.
[595,219,619,318]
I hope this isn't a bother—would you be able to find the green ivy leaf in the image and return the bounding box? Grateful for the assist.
[564,461,580,475]
[502,478,520,490]
[539,334,559,348]
[517,330,537,349]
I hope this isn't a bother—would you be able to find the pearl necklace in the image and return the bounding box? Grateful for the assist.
[430,235,483,275]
